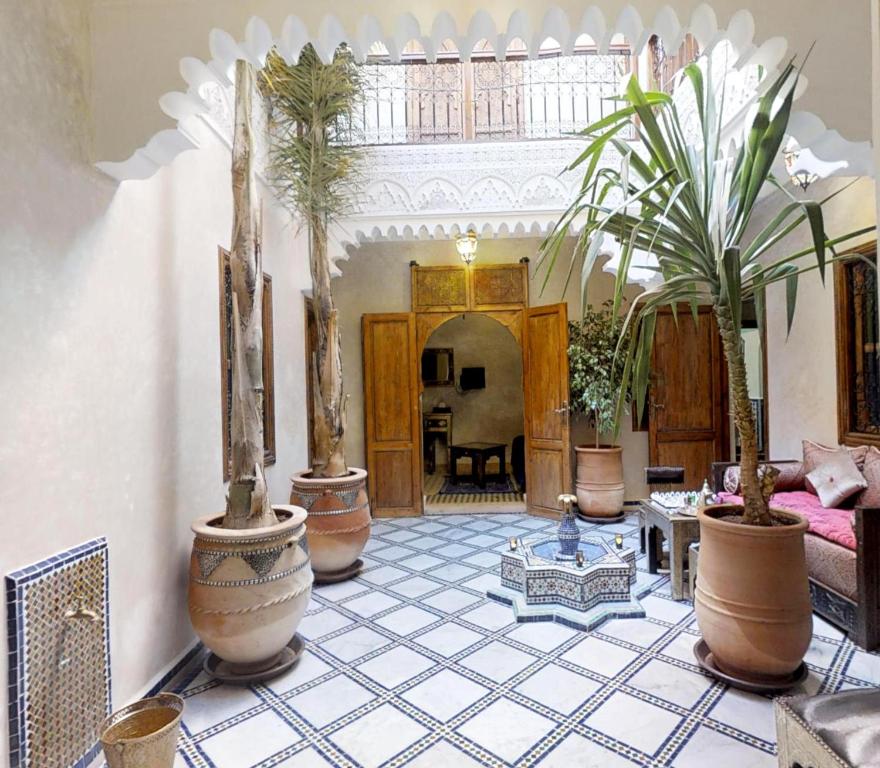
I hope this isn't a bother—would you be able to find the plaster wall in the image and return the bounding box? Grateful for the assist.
[88,0,874,166]
[0,1,310,759]
[750,178,877,461]
[333,238,650,500]
[422,314,524,466]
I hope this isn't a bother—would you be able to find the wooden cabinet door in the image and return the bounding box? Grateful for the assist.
[649,306,729,488]
[524,303,571,518]
[363,313,423,517]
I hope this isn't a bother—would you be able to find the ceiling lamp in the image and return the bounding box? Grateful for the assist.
[456,230,478,264]
[783,146,819,192]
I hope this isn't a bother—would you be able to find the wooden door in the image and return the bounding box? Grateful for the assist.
[363,313,423,517]
[649,306,729,488]
[524,304,571,518]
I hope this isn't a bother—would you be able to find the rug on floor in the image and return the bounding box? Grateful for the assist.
[438,475,518,495]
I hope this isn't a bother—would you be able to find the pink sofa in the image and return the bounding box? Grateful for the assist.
[712,461,880,652]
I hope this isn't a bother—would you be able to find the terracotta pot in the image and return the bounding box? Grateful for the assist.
[188,505,312,673]
[695,504,813,682]
[574,445,625,517]
[290,467,371,577]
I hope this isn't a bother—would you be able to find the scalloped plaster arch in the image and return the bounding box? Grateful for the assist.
[95,3,872,185]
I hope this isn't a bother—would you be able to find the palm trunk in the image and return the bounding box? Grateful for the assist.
[224,60,276,530]
[309,214,347,478]
[714,303,771,526]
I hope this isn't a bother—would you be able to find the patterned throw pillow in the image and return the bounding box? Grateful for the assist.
[856,446,880,508]
[806,449,868,508]
[723,462,805,494]
[723,465,741,493]
[803,440,869,494]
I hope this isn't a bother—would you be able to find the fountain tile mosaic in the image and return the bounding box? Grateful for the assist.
[7,538,110,768]
[156,514,880,767]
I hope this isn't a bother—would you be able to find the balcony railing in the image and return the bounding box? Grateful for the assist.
[350,49,634,145]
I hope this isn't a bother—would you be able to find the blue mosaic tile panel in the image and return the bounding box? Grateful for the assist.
[6,538,110,768]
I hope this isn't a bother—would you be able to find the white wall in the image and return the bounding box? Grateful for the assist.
[0,1,311,759]
[754,178,877,460]
[333,238,650,500]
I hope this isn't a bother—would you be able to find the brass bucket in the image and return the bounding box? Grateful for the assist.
[100,693,184,768]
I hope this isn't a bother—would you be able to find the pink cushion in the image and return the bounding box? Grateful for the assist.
[717,491,857,551]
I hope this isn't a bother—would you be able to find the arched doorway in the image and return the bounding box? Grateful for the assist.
[420,313,525,513]
[363,262,571,519]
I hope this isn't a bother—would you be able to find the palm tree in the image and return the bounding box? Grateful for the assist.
[261,45,363,478]
[539,57,872,525]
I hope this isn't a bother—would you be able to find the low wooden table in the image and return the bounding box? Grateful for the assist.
[638,498,701,601]
[450,442,506,488]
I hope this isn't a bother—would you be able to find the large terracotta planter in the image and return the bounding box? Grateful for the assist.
[695,504,812,682]
[188,505,312,674]
[290,467,371,580]
[574,445,625,518]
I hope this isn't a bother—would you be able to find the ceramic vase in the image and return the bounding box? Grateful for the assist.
[575,445,625,518]
[289,467,371,581]
[188,505,312,674]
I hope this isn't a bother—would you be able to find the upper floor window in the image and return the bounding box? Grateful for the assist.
[835,241,880,446]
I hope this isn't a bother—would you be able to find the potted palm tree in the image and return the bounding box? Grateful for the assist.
[540,57,871,687]
[569,302,631,521]
[188,60,313,680]
[260,46,371,583]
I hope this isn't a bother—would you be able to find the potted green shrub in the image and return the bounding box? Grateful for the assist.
[260,46,371,582]
[188,60,312,680]
[568,301,631,520]
[540,57,871,687]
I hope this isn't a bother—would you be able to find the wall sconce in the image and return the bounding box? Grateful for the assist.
[614,534,624,550]
[783,147,819,192]
[456,230,478,265]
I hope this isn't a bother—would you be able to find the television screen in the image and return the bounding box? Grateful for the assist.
[460,367,485,390]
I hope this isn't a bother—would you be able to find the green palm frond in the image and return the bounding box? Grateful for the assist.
[540,58,872,434]
[540,54,873,524]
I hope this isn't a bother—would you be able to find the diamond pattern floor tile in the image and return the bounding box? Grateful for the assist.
[456,697,557,764]
[170,512,877,768]
[328,704,429,768]
[401,669,490,722]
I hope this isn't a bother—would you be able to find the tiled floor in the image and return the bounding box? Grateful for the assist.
[168,513,880,768]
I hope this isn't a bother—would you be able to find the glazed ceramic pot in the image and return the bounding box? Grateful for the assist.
[574,445,625,517]
[695,504,813,682]
[188,505,312,673]
[289,467,371,579]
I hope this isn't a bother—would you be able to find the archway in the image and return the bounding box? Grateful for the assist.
[420,313,526,513]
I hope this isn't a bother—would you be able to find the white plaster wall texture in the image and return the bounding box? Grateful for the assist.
[422,314,525,465]
[751,177,877,460]
[0,1,311,758]
[334,237,650,499]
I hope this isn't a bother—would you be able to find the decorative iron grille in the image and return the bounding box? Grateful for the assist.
[354,50,633,145]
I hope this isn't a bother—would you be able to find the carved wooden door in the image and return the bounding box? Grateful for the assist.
[649,306,729,488]
[363,313,423,517]
[524,303,571,518]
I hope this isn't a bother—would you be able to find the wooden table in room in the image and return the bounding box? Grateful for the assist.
[638,498,701,601]
[450,442,506,488]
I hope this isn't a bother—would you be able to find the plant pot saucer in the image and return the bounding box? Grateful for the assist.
[313,558,364,585]
[693,638,808,693]
[577,511,626,525]
[204,634,305,684]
